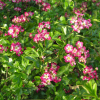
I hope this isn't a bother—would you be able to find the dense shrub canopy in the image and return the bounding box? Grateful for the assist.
[0,0,100,100]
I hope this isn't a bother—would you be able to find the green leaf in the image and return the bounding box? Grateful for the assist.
[52,31,61,39]
[64,2,68,10]
[52,44,60,49]
[32,48,39,57]
[24,47,39,57]
[60,16,66,22]
[34,59,41,68]
[3,55,9,61]
[62,77,70,85]
[25,56,36,61]
[82,79,98,98]
[93,83,97,98]
[56,39,64,46]
[34,76,40,80]
[21,73,27,79]
[93,19,100,22]
[60,16,66,24]
[57,64,69,76]
[62,26,67,35]
[45,40,53,48]
[44,50,53,54]
[78,62,86,68]
[38,42,43,52]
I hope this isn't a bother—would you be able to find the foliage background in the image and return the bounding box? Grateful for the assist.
[0,0,100,100]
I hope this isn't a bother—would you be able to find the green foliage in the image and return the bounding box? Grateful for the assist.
[0,0,100,100]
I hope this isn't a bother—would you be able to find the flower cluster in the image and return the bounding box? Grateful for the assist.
[10,42,23,56]
[64,41,90,66]
[64,88,72,94]
[96,2,100,6]
[14,7,21,12]
[92,0,96,3]
[3,15,7,19]
[0,31,3,35]
[12,12,34,23]
[34,0,51,11]
[9,0,31,3]
[36,84,45,93]
[83,65,98,81]
[73,2,87,14]
[40,63,61,85]
[0,1,6,10]
[33,21,51,42]
[70,12,92,33]
[0,45,8,53]
[7,24,24,38]
[91,0,100,7]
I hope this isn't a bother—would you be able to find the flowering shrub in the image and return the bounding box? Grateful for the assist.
[12,12,34,23]
[70,13,92,33]
[0,0,100,100]
[0,1,6,10]
[83,65,98,81]
[7,24,24,38]
[33,21,51,42]
[64,41,90,66]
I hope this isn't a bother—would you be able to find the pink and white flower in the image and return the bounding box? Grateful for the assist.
[64,54,73,63]
[64,44,73,53]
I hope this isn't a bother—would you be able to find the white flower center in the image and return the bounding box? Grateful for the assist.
[44,74,49,79]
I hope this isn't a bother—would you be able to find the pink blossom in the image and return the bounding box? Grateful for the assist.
[64,54,73,63]
[78,56,86,63]
[10,42,23,56]
[72,47,77,55]
[76,41,83,49]
[64,44,73,53]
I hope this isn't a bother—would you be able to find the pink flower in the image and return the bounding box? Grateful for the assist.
[24,12,29,16]
[3,46,8,51]
[28,11,34,16]
[83,66,89,74]
[13,42,22,52]
[78,56,86,63]
[38,22,44,29]
[74,50,81,57]
[83,65,98,81]
[16,50,23,56]
[84,50,90,58]
[29,33,33,38]
[70,59,76,66]
[14,7,21,12]
[40,72,51,85]
[64,44,73,53]
[71,23,79,32]
[50,63,60,71]
[79,46,86,54]
[75,12,84,17]
[76,41,83,49]
[36,87,40,93]
[64,54,73,63]
[70,17,77,23]
[53,77,61,83]
[50,71,57,80]
[72,47,77,55]
[0,45,4,51]
[10,42,22,56]
[83,76,88,80]
[44,33,51,40]
[8,28,14,35]
[44,21,50,29]
[32,46,35,49]
[40,72,51,81]
[8,25,24,38]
